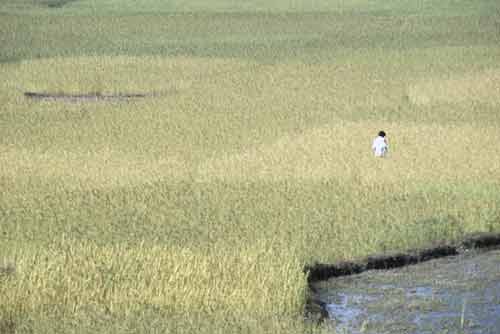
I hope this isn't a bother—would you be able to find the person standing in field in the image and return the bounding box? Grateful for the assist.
[372,131,388,157]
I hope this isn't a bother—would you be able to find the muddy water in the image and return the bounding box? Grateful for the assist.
[315,250,500,334]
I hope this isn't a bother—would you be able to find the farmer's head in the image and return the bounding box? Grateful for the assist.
[378,130,386,137]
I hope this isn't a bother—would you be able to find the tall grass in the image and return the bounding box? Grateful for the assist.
[2,0,499,15]
[1,1,500,332]
[0,241,309,332]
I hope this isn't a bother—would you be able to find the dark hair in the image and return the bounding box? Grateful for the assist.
[378,131,386,137]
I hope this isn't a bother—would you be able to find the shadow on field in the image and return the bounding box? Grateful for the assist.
[304,232,500,322]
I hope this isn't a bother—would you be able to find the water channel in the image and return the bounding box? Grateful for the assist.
[314,249,500,334]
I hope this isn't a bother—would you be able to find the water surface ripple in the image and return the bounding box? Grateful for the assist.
[316,249,500,334]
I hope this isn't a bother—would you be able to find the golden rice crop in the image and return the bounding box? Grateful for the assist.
[1,5,500,332]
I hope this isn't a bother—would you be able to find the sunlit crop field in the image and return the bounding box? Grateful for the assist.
[1,1,500,333]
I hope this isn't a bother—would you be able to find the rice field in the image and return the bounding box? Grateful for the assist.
[1,1,500,333]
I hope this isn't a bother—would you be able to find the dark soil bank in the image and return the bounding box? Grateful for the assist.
[305,233,500,283]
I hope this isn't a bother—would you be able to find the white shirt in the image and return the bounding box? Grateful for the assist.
[372,136,388,157]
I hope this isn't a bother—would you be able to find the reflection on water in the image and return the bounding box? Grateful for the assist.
[316,250,500,334]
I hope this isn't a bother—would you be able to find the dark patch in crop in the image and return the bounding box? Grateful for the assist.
[0,317,16,334]
[0,264,15,279]
[24,91,150,102]
[0,267,17,334]
[41,0,77,9]
[0,56,22,64]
